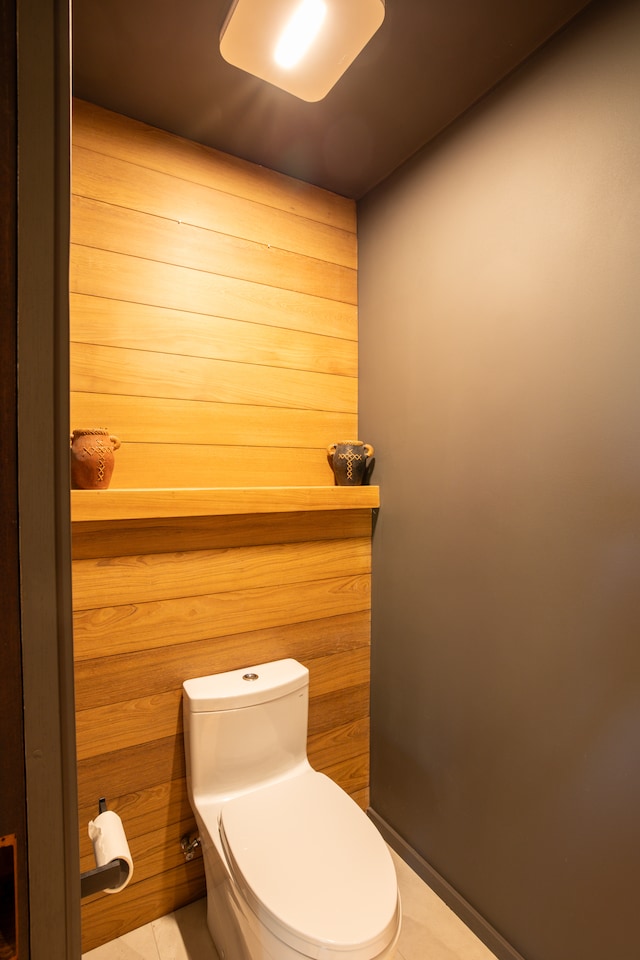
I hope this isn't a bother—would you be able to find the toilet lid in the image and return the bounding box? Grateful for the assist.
[220,771,399,960]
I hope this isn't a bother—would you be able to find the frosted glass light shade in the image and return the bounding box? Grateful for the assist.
[219,0,385,102]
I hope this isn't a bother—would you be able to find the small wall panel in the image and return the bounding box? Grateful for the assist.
[75,524,372,950]
[70,100,358,490]
[75,514,372,951]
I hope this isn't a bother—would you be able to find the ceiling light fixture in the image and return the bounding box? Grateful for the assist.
[274,0,327,70]
[220,0,385,102]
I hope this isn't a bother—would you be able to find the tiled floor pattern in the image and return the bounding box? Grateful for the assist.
[83,849,499,960]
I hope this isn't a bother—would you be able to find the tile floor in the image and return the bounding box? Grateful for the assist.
[83,849,499,960]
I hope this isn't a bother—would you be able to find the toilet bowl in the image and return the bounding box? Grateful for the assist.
[183,658,401,960]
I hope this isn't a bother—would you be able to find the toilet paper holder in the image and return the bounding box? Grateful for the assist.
[80,798,131,899]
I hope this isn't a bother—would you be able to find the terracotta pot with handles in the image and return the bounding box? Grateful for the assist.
[70,428,121,489]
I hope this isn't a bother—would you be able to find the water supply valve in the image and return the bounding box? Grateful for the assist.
[180,832,201,861]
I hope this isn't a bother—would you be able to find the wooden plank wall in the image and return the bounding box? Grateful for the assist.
[70,101,372,952]
[70,98,358,487]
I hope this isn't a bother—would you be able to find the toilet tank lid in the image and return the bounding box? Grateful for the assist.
[183,658,308,712]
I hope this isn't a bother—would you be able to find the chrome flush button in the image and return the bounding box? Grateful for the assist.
[242,672,259,681]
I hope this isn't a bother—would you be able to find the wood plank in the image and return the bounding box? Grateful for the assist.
[307,717,370,772]
[70,294,358,377]
[72,146,356,269]
[70,487,379,522]
[70,392,357,448]
[307,683,370,738]
[73,574,371,660]
[72,538,371,609]
[80,444,337,490]
[77,736,186,805]
[324,751,370,799]
[75,648,370,760]
[70,245,358,341]
[71,510,373,560]
[350,787,370,810]
[74,611,370,710]
[72,99,356,234]
[71,192,357,300]
[70,341,357,413]
[308,647,371,699]
[75,689,182,760]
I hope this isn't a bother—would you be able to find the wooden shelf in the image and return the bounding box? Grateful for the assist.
[70,486,380,522]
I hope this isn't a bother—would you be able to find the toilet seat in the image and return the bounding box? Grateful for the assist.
[219,771,400,960]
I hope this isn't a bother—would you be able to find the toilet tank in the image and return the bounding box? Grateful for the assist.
[183,659,311,805]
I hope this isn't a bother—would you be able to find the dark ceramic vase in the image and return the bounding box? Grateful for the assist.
[70,428,121,489]
[327,440,375,486]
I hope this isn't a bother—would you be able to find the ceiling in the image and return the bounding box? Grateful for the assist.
[72,0,593,200]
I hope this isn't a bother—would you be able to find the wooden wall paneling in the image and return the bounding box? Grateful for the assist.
[71,96,358,492]
[72,101,371,951]
[70,510,373,560]
[75,670,370,838]
[71,392,357,451]
[75,529,372,948]
[73,574,371,661]
[76,639,371,947]
[307,716,369,771]
[76,659,370,843]
[80,815,199,886]
[324,752,370,798]
[75,680,370,819]
[77,737,186,808]
[76,689,182,761]
[74,611,371,710]
[70,341,357,413]
[75,645,371,762]
[70,296,358,377]
[71,99,356,234]
[77,778,193,860]
[72,537,371,609]
[71,191,357,299]
[307,683,370,739]
[71,146,356,270]
[70,244,357,340]
[78,444,334,489]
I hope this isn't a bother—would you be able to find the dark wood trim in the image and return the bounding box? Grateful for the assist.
[0,0,28,956]
[16,0,79,955]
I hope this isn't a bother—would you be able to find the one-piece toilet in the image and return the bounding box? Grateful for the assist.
[183,658,401,960]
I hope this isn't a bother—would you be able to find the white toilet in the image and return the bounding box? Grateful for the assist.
[183,658,401,960]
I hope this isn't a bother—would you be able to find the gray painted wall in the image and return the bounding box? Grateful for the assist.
[358,2,640,958]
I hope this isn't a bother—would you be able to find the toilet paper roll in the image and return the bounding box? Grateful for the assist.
[87,810,134,893]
